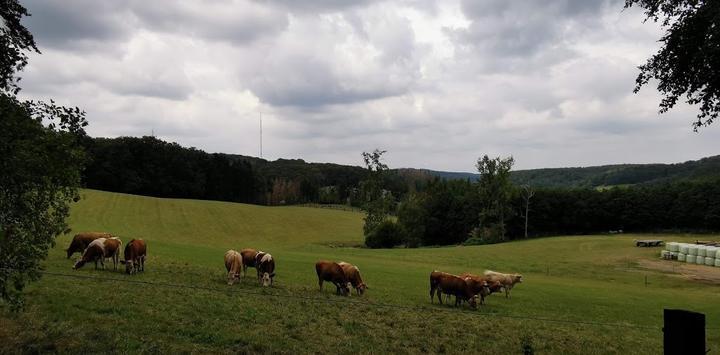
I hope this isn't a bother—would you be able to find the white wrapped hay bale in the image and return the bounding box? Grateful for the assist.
[688,245,698,256]
[697,246,707,257]
[678,253,686,262]
[661,250,669,258]
[686,255,696,263]
[680,244,690,254]
[696,256,705,265]
[716,258,720,267]
[705,257,715,266]
[706,247,717,259]
[667,242,680,252]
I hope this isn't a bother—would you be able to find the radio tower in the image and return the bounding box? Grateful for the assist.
[259,110,263,158]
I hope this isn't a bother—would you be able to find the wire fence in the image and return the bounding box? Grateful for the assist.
[1,267,672,331]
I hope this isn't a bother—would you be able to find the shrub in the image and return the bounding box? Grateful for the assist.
[365,220,404,248]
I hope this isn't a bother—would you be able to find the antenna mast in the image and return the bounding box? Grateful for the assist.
[259,110,263,158]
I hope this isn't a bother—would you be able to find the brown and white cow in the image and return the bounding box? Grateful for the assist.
[240,248,259,277]
[255,251,275,287]
[429,271,477,308]
[73,237,122,270]
[338,261,368,295]
[224,250,242,285]
[315,260,350,296]
[458,273,491,305]
[483,270,523,299]
[66,232,111,259]
[120,239,146,275]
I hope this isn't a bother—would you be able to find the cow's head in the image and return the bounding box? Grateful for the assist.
[513,274,523,284]
[73,259,85,269]
[357,282,368,295]
[468,295,478,309]
[120,260,134,274]
[261,272,274,287]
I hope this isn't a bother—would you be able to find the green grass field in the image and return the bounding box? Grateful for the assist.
[1,189,718,354]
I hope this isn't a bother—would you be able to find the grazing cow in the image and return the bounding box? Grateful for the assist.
[255,252,275,287]
[224,250,242,285]
[315,261,350,296]
[73,237,122,270]
[338,262,368,295]
[240,248,259,276]
[66,232,111,259]
[104,237,122,270]
[120,239,146,275]
[429,271,477,308]
[459,273,492,305]
[483,270,523,299]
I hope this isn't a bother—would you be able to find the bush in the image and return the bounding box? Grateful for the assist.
[365,220,404,248]
[464,226,504,245]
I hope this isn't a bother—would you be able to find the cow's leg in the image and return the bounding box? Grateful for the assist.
[430,286,435,303]
[318,279,323,292]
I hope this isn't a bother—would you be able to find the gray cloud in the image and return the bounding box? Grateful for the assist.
[22,0,133,49]
[22,0,289,50]
[449,0,622,73]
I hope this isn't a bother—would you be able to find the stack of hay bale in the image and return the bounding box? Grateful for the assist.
[663,242,720,267]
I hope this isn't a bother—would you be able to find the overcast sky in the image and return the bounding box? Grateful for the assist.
[17,0,719,171]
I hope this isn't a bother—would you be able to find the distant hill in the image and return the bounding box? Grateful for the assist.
[422,155,720,188]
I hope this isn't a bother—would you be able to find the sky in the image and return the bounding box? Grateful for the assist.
[17,0,720,172]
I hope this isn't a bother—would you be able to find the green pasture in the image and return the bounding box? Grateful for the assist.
[1,189,718,354]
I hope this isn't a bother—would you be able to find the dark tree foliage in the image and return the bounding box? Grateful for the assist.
[1,0,88,310]
[396,179,479,246]
[0,95,88,310]
[626,0,720,129]
[0,0,39,94]
[83,137,256,203]
[365,220,404,249]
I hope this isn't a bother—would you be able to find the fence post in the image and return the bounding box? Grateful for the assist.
[664,309,705,355]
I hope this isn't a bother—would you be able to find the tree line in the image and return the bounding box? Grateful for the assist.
[363,154,720,248]
[81,136,409,206]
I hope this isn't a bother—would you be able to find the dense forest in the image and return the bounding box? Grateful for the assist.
[422,155,720,188]
[82,136,409,206]
[81,136,720,246]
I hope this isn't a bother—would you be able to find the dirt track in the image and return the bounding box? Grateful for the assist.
[638,259,720,284]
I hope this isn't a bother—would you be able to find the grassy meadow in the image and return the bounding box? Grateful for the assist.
[1,189,719,354]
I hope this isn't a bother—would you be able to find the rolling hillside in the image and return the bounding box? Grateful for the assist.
[0,189,718,353]
[423,155,720,188]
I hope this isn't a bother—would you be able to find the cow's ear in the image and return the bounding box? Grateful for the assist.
[270,272,276,277]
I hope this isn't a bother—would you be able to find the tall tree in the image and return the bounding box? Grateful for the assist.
[476,155,515,241]
[360,149,392,238]
[520,185,535,238]
[625,0,720,130]
[0,1,88,310]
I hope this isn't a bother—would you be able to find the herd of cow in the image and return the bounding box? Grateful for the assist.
[66,232,523,309]
[66,232,147,274]
[430,270,523,308]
